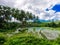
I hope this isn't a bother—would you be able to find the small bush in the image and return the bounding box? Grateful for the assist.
[0,33,7,45]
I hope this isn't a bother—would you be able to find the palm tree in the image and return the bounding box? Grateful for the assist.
[14,9,20,18]
[16,10,25,21]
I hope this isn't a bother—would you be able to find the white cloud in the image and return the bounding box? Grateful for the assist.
[0,0,16,7]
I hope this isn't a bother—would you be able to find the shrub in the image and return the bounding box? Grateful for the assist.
[0,33,7,45]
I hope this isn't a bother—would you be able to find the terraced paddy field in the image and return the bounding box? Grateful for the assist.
[0,27,60,45]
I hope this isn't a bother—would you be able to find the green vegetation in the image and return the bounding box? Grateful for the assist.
[0,32,59,45]
[5,36,50,45]
[0,33,7,45]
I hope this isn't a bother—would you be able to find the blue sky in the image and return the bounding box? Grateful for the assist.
[0,0,60,20]
[52,4,60,12]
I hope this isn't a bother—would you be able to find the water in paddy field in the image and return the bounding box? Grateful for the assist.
[27,27,54,32]
[28,27,46,30]
[28,27,46,32]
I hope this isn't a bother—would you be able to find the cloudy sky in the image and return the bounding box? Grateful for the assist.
[0,0,60,20]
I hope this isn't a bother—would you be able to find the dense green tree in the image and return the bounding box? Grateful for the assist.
[0,5,35,29]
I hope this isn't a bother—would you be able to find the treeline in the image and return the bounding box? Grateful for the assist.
[46,22,60,28]
[0,5,39,29]
[27,22,60,28]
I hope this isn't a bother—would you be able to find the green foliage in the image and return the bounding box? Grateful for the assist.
[0,33,7,45]
[5,36,48,45]
[45,22,60,28]
[46,22,57,28]
[0,32,60,45]
[18,28,28,33]
[0,22,20,29]
[4,34,60,45]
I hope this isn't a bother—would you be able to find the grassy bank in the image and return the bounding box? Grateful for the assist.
[0,32,59,45]
[0,30,60,45]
